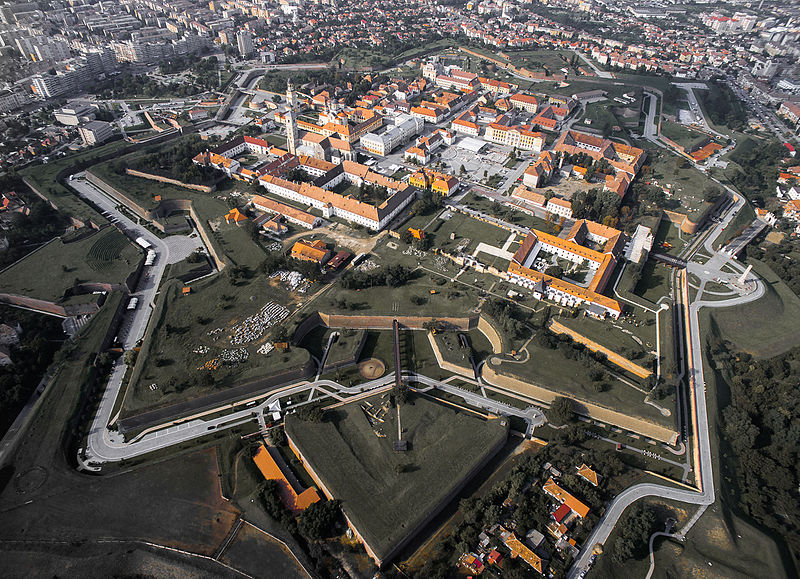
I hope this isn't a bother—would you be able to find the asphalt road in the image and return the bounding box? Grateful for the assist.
[568,193,764,578]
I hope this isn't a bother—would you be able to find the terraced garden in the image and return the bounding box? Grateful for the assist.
[88,230,133,272]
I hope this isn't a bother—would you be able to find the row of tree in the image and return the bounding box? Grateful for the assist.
[339,264,414,290]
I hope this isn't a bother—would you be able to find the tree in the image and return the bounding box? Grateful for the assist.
[394,382,410,404]
[547,396,573,426]
[296,405,324,422]
[297,499,340,539]
[611,504,657,563]
[545,265,564,278]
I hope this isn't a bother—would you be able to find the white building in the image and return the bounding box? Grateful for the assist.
[237,31,253,57]
[360,114,423,156]
[78,121,114,146]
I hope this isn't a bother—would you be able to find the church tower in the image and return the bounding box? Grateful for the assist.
[286,79,296,108]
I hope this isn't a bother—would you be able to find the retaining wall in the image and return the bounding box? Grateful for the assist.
[317,312,477,331]
[125,168,215,193]
[427,332,474,379]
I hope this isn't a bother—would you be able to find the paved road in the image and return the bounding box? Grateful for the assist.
[409,373,546,431]
[68,172,210,461]
[569,194,764,578]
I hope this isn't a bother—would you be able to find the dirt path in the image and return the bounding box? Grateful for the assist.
[282,224,386,255]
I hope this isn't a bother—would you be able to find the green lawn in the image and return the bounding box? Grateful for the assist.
[634,259,673,304]
[0,230,140,301]
[284,392,508,562]
[21,140,130,225]
[711,203,754,251]
[701,259,800,358]
[88,159,204,212]
[298,326,365,369]
[660,120,709,151]
[488,342,671,427]
[506,48,572,73]
[433,329,495,368]
[124,274,309,414]
[554,311,655,360]
[427,211,512,255]
[644,145,713,217]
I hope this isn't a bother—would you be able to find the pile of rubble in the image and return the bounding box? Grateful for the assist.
[270,270,309,293]
[356,259,379,272]
[221,347,249,365]
[229,301,290,345]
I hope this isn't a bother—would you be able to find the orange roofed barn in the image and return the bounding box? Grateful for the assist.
[253,444,320,514]
[291,238,332,265]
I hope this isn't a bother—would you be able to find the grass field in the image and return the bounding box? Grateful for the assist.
[125,274,310,414]
[433,329,495,368]
[0,292,267,574]
[643,145,713,218]
[660,120,708,151]
[20,139,130,225]
[554,311,655,360]
[220,522,309,579]
[634,259,674,304]
[0,230,140,301]
[299,326,365,369]
[701,258,800,358]
[459,192,556,233]
[427,211,513,255]
[488,341,672,428]
[506,48,572,73]
[711,202,755,251]
[285,392,508,562]
[89,159,205,212]
[647,503,790,579]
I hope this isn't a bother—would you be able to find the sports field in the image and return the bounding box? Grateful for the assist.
[0,229,140,301]
[285,392,508,562]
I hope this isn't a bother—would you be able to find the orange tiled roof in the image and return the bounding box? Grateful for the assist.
[542,477,590,518]
[253,444,321,513]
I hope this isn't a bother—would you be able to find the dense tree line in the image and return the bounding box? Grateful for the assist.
[0,187,70,270]
[0,306,65,436]
[570,188,625,227]
[259,477,347,577]
[535,328,616,391]
[483,298,529,341]
[415,442,624,579]
[698,81,747,131]
[95,72,202,99]
[727,140,788,205]
[746,239,800,296]
[119,135,217,185]
[339,264,413,290]
[259,250,320,282]
[707,335,800,559]
[609,504,657,563]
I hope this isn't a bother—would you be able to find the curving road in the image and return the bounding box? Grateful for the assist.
[568,193,764,578]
